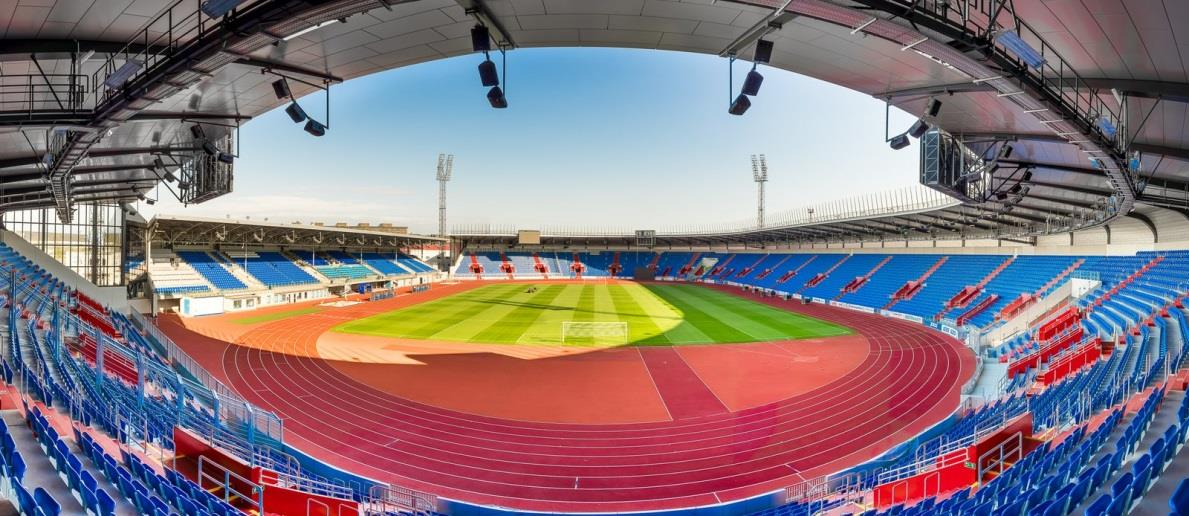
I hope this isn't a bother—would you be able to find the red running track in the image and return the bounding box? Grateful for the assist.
[160,283,974,513]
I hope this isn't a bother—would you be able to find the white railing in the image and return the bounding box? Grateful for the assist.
[453,185,957,238]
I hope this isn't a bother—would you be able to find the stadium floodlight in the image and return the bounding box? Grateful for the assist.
[995,30,1046,69]
[200,0,246,18]
[202,140,219,156]
[190,124,206,140]
[728,94,752,116]
[471,25,492,52]
[926,98,942,117]
[285,102,308,123]
[908,118,930,138]
[889,133,910,150]
[304,119,327,137]
[487,86,508,109]
[271,79,291,100]
[103,59,142,89]
[153,157,164,171]
[754,39,774,64]
[478,58,500,87]
[217,152,235,164]
[741,69,764,96]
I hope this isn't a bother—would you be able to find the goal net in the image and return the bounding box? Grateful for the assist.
[561,321,629,344]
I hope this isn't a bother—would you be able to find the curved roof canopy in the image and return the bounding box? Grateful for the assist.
[0,0,1186,242]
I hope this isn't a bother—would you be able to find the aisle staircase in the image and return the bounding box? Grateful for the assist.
[799,255,851,292]
[885,256,948,310]
[938,256,1016,320]
[838,256,893,298]
[531,253,549,279]
[775,255,813,283]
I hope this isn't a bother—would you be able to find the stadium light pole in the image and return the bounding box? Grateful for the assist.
[751,154,768,228]
[437,154,454,238]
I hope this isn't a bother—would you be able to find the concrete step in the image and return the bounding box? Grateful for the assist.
[1,409,84,514]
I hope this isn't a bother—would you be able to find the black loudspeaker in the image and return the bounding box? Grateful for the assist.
[478,59,499,87]
[271,79,290,100]
[889,133,910,150]
[908,118,930,138]
[926,98,942,117]
[285,102,307,123]
[741,70,763,96]
[728,94,751,116]
[754,39,774,64]
[471,25,491,52]
[487,86,508,109]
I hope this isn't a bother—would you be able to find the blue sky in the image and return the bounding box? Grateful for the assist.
[144,47,921,233]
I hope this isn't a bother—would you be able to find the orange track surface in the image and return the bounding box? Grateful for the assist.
[160,281,974,512]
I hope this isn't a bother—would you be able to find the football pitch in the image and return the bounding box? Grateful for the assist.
[332,283,852,346]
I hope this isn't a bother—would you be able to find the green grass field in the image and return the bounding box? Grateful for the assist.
[332,283,851,346]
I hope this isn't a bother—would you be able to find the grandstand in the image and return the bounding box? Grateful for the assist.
[1,0,1189,515]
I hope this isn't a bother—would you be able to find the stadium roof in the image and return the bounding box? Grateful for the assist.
[147,214,444,248]
[1,0,1186,241]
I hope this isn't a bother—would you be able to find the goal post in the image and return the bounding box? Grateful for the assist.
[561,321,629,344]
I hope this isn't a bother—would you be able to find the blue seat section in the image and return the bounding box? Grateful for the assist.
[360,252,413,276]
[838,254,938,308]
[243,251,318,286]
[1,242,388,514]
[316,264,375,280]
[780,254,847,294]
[327,250,361,265]
[175,251,247,290]
[800,254,885,300]
[891,255,1005,319]
[962,256,1078,327]
[396,253,435,273]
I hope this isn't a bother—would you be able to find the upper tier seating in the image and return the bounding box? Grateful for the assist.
[228,250,319,287]
[146,250,210,295]
[396,253,435,273]
[174,251,246,290]
[360,252,414,276]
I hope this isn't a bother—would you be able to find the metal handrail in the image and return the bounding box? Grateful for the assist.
[197,455,264,512]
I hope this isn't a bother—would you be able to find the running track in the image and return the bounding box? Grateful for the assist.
[159,283,974,513]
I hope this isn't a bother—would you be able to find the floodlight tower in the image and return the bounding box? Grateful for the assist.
[436,154,454,237]
[751,154,768,228]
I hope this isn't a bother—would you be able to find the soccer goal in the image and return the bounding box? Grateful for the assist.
[561,321,629,344]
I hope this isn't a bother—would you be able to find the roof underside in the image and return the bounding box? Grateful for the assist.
[0,0,1186,244]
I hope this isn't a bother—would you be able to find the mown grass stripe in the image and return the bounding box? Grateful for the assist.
[469,285,568,342]
[676,284,851,338]
[331,283,852,346]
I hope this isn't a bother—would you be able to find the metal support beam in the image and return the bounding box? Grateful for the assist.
[876,81,995,100]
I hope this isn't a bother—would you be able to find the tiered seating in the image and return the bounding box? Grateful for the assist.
[893,255,1004,319]
[147,249,210,295]
[174,251,246,290]
[317,264,375,280]
[360,252,413,276]
[800,254,879,299]
[230,251,319,287]
[963,256,1079,327]
[395,253,435,273]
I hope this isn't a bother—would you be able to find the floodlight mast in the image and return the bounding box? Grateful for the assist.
[437,154,454,238]
[751,154,768,228]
